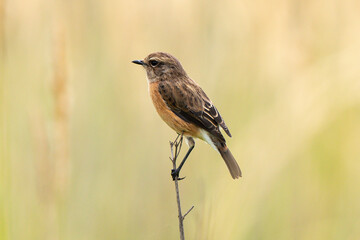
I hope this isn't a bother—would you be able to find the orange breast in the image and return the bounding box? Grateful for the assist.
[149,81,200,137]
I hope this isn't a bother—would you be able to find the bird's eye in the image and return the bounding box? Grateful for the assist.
[149,60,159,67]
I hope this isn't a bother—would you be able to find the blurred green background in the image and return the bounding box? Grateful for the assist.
[1,0,360,239]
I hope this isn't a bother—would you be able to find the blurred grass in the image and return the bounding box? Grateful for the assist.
[2,0,360,239]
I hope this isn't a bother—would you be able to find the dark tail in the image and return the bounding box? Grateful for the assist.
[217,144,242,179]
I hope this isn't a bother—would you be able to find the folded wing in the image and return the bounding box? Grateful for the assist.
[158,79,232,143]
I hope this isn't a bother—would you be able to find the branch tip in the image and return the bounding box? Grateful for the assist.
[183,206,194,220]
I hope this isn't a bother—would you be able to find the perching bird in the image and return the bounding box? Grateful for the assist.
[132,52,241,180]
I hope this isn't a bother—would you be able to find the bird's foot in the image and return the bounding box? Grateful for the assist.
[171,169,185,181]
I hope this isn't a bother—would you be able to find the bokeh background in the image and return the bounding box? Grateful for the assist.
[1,0,360,239]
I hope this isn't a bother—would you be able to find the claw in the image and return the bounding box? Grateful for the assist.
[171,169,178,180]
[171,169,185,181]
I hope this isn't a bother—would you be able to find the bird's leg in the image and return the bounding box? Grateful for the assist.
[171,137,195,180]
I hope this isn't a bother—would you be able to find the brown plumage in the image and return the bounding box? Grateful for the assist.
[132,52,242,179]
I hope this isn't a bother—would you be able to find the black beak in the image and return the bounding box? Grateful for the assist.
[132,60,144,65]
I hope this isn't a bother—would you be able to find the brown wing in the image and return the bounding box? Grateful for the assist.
[199,89,232,138]
[158,80,231,142]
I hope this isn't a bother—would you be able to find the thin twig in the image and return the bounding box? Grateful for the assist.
[176,137,183,157]
[169,133,194,240]
[182,206,194,220]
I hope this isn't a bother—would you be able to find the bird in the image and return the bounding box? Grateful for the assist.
[132,52,241,180]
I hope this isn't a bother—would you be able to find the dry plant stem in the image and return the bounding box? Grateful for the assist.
[170,134,194,240]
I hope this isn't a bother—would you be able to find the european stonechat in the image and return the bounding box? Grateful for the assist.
[132,52,241,179]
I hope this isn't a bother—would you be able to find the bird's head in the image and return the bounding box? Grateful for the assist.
[132,52,187,82]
